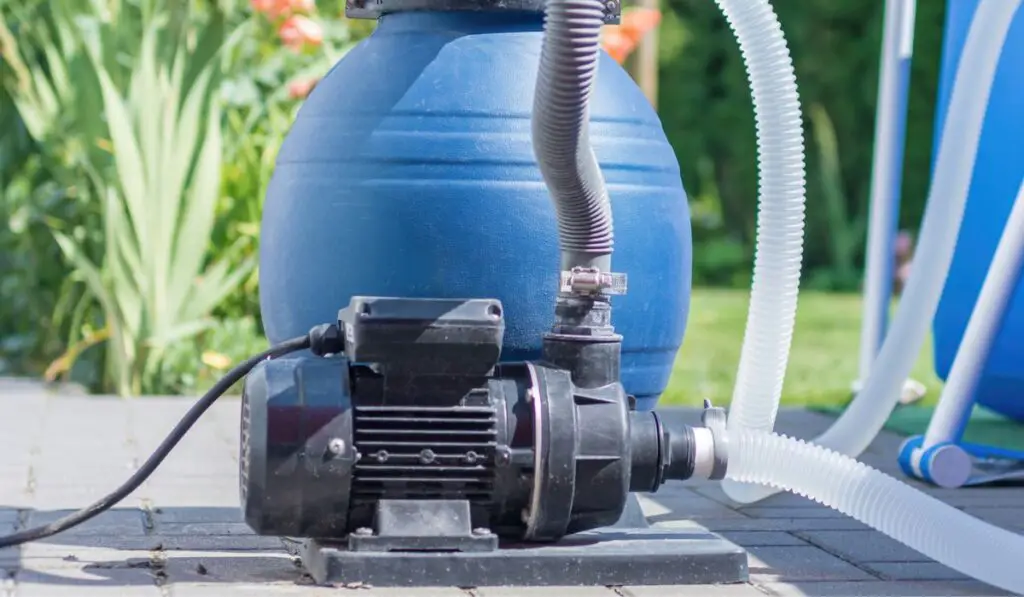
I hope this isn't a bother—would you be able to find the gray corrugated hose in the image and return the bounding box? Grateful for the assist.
[532,0,613,273]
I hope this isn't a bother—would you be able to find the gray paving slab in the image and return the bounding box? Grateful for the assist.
[149,506,245,525]
[759,579,1013,596]
[0,547,19,568]
[15,544,152,564]
[171,585,470,596]
[11,568,163,596]
[746,545,875,582]
[716,531,809,547]
[932,490,1024,507]
[160,550,304,585]
[623,585,765,596]
[660,516,871,532]
[793,530,928,564]
[962,506,1024,531]
[0,398,1020,597]
[25,509,148,537]
[153,534,287,551]
[25,535,162,552]
[475,588,619,597]
[739,507,849,519]
[861,561,969,582]
[691,480,837,511]
[641,489,754,520]
[156,522,256,536]
[26,492,142,512]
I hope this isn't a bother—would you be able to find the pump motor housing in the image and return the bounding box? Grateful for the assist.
[240,296,711,544]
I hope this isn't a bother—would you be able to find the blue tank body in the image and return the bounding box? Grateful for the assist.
[931,1,1024,421]
[258,11,692,411]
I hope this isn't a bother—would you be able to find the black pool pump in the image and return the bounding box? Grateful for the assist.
[237,0,746,580]
[239,295,745,587]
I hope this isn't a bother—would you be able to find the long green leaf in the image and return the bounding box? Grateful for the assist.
[166,90,223,322]
[183,5,227,92]
[91,64,149,258]
[103,186,144,342]
[133,18,162,206]
[161,49,215,289]
[147,318,215,349]
[182,254,256,324]
[103,188,141,396]
[22,2,263,395]
[52,231,117,332]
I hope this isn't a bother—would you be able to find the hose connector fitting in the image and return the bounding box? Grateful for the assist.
[629,401,730,491]
[560,267,628,297]
[694,399,729,481]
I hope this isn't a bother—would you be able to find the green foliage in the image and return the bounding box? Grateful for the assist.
[1,0,955,393]
[657,0,948,289]
[54,15,258,396]
[805,102,865,291]
[664,288,942,407]
[157,315,268,395]
[0,1,106,374]
[213,4,362,322]
[213,104,298,322]
[0,0,372,394]
[1,1,252,394]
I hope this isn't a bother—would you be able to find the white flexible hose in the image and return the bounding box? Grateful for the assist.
[712,0,806,433]
[722,0,1022,504]
[728,428,1024,595]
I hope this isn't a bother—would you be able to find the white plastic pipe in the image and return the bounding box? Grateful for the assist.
[691,1,1024,593]
[728,427,1024,595]
[712,0,807,437]
[857,0,917,384]
[723,0,1022,504]
[922,178,1024,450]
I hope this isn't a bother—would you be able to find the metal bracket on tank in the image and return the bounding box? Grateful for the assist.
[345,0,621,24]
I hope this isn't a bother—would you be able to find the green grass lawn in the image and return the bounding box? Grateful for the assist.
[661,288,944,408]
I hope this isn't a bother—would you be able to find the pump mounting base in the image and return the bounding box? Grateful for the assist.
[299,496,748,587]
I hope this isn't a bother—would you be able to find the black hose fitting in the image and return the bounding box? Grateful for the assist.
[628,411,697,491]
[628,403,730,493]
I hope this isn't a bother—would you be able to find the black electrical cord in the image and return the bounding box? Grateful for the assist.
[0,333,316,549]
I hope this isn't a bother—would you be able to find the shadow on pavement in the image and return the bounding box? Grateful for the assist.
[1,505,316,587]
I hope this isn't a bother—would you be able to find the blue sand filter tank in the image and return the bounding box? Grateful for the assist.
[258,6,692,411]
[932,0,1024,421]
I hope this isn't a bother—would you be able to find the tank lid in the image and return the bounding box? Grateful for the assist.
[346,0,621,24]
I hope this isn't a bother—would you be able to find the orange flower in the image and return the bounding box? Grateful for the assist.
[288,77,320,99]
[250,0,277,13]
[286,0,316,14]
[602,8,661,64]
[602,28,632,64]
[279,15,324,50]
[252,0,315,19]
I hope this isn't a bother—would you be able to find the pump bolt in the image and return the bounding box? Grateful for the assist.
[354,527,373,536]
[328,438,346,455]
[472,527,492,536]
